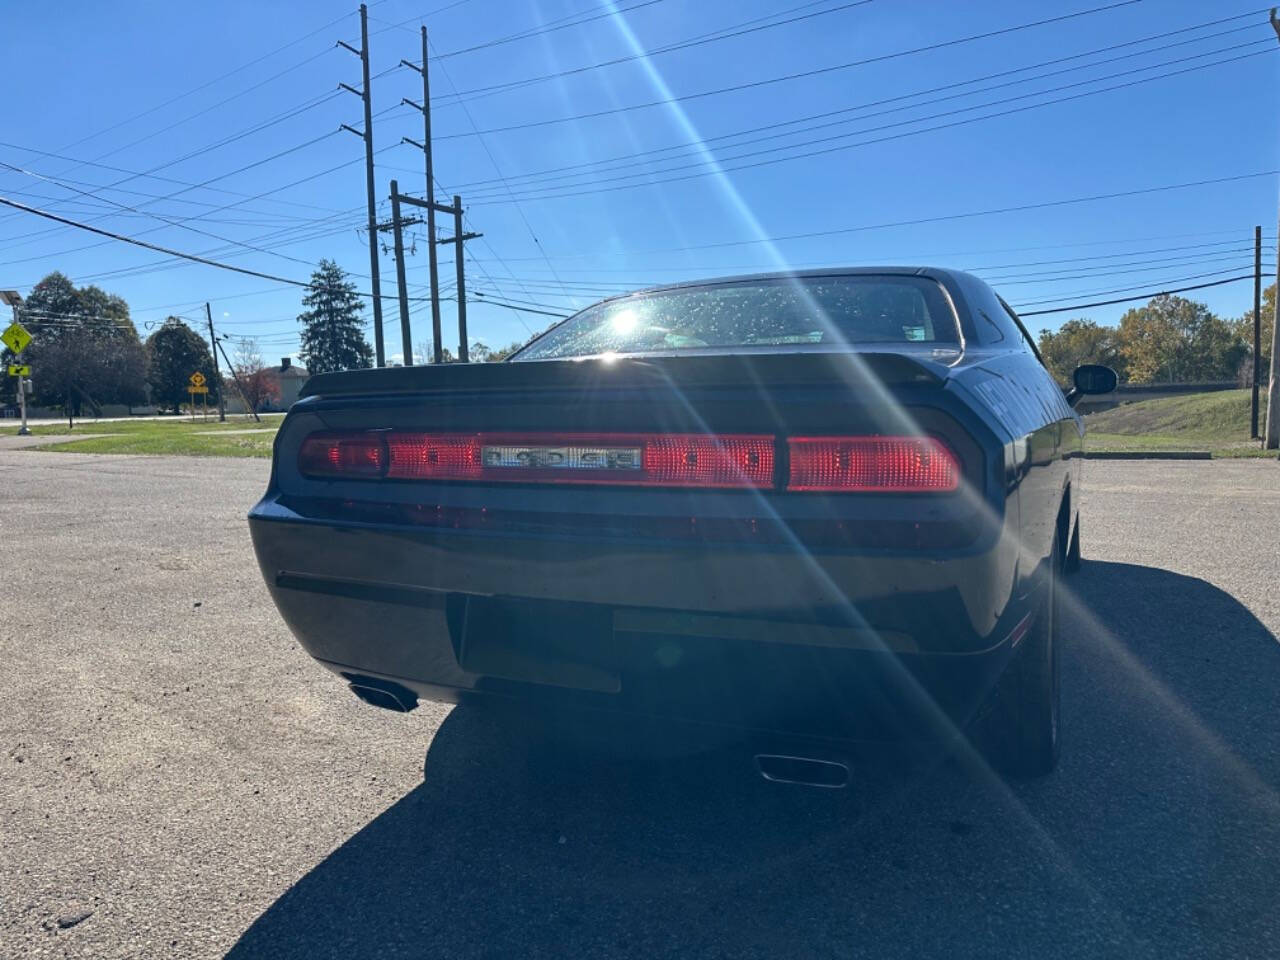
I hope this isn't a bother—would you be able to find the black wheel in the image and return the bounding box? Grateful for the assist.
[983,531,1061,778]
[1064,518,1081,574]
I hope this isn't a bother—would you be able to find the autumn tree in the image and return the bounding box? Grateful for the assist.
[146,318,219,413]
[1117,295,1245,384]
[1037,319,1126,384]
[230,338,280,413]
[1234,282,1276,382]
[298,260,373,374]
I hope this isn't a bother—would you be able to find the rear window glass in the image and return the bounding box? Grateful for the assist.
[512,275,959,361]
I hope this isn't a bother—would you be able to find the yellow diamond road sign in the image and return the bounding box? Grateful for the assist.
[1,321,32,355]
[7,363,30,377]
[189,371,207,388]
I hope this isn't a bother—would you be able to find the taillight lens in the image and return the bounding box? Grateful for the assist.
[298,433,386,477]
[787,436,960,492]
[300,431,774,488]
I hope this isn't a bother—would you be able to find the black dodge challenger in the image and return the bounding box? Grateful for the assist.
[249,268,1115,779]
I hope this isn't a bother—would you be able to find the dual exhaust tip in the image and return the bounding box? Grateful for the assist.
[344,677,850,788]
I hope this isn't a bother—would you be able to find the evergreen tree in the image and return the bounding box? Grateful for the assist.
[297,260,373,374]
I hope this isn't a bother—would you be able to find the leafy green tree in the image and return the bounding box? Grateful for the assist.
[1234,282,1276,380]
[298,260,373,374]
[146,318,218,413]
[5,272,148,417]
[1117,295,1245,383]
[1037,319,1126,384]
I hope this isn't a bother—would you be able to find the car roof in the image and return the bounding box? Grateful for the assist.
[600,266,983,301]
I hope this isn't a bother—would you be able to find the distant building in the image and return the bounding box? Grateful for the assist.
[224,357,309,414]
[262,357,308,411]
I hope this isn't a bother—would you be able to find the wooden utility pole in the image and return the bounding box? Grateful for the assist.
[400,28,444,365]
[390,180,413,365]
[338,4,385,367]
[1252,227,1262,438]
[384,186,480,362]
[452,195,468,361]
[1266,8,1280,449]
[213,337,260,424]
[205,302,226,422]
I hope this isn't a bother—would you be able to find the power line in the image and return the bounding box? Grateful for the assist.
[437,0,874,104]
[534,171,1279,255]
[425,36,573,303]
[0,146,387,272]
[0,193,428,306]
[1014,275,1257,316]
[433,0,1142,142]
[434,0,671,59]
[445,13,1266,195]
[0,160,336,272]
[1012,266,1261,307]
[470,293,569,318]
[465,45,1276,204]
[44,10,355,156]
[0,195,311,287]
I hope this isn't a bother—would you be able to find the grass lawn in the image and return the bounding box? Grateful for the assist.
[24,414,282,458]
[1083,389,1272,458]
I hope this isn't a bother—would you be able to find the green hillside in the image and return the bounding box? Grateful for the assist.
[1084,389,1270,457]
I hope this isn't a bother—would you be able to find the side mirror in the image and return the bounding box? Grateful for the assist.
[1072,364,1117,395]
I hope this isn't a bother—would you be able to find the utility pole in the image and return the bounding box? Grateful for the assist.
[1253,226,1262,439]
[452,195,468,361]
[434,196,481,363]
[384,186,480,362]
[1266,8,1280,449]
[389,180,413,365]
[213,336,261,424]
[205,302,226,422]
[401,27,444,367]
[338,3,385,368]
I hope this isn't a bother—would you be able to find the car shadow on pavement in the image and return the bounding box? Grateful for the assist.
[226,561,1280,960]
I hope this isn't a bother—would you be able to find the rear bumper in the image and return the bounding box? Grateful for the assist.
[249,495,1024,741]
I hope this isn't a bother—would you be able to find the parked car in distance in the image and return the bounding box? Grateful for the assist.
[248,268,1117,780]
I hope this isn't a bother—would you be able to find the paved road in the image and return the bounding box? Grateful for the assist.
[2,452,1278,959]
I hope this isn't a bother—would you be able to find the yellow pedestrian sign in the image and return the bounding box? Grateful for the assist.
[7,363,30,377]
[1,320,32,355]
[189,371,207,388]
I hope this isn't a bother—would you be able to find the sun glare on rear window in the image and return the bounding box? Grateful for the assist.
[512,275,959,361]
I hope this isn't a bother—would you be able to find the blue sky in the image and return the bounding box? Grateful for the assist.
[1,0,1276,365]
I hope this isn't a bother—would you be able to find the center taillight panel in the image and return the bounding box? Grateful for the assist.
[297,431,961,493]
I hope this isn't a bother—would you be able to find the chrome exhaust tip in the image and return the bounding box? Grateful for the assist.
[754,753,850,789]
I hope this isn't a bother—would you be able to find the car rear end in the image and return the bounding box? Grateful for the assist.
[252,369,1026,745]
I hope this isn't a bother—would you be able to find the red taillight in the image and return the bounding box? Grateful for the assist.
[385,434,482,480]
[298,431,959,492]
[298,431,773,488]
[298,433,386,477]
[787,436,960,492]
[638,435,773,488]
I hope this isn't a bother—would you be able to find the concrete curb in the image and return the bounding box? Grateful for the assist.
[1083,451,1213,460]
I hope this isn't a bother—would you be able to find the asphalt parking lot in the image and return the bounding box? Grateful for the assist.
[2,451,1278,959]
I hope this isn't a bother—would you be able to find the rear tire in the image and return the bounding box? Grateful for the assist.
[1065,518,1081,574]
[983,531,1061,778]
